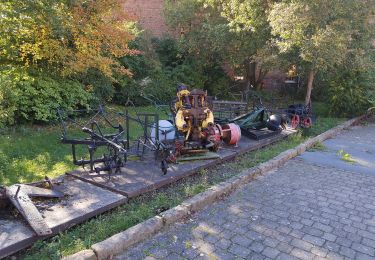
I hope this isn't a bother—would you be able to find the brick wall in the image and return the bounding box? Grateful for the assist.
[124,0,172,37]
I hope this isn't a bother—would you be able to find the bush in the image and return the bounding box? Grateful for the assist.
[0,67,92,125]
[328,69,374,117]
[116,36,211,106]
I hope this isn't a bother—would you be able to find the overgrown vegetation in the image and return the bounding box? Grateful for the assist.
[164,0,375,115]
[1,1,374,125]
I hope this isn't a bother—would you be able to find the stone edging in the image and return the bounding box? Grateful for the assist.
[63,114,366,260]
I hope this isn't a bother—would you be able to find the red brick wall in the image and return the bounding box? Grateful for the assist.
[124,0,172,37]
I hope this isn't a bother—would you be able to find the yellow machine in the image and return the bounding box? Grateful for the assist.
[171,84,218,151]
[171,84,240,153]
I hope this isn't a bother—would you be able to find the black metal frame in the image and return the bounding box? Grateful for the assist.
[123,111,174,174]
[57,106,127,175]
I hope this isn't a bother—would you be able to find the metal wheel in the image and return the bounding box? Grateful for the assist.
[301,117,312,128]
[290,114,300,129]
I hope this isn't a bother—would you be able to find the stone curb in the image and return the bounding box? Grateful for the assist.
[91,216,163,260]
[63,114,365,260]
[63,249,96,260]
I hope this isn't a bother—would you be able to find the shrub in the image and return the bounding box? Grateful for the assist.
[328,69,373,117]
[0,67,92,125]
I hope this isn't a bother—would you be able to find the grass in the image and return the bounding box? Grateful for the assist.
[0,106,169,186]
[308,141,327,152]
[13,114,346,259]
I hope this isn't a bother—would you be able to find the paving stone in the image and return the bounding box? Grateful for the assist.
[250,241,266,253]
[231,234,252,247]
[322,232,337,242]
[216,238,231,250]
[313,222,333,233]
[276,253,299,260]
[228,243,251,258]
[336,237,353,247]
[181,248,199,259]
[276,242,293,254]
[356,252,375,260]
[351,243,375,256]
[339,246,356,258]
[325,241,341,253]
[326,251,344,260]
[247,253,266,260]
[311,246,328,257]
[301,226,324,237]
[263,237,279,248]
[302,234,325,246]
[361,238,375,249]
[291,238,313,251]
[262,247,280,258]
[112,124,375,260]
[290,248,315,260]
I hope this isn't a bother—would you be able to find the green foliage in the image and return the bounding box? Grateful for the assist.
[328,69,373,117]
[116,35,229,105]
[0,66,92,125]
[337,149,357,164]
[268,0,375,104]
[0,0,137,125]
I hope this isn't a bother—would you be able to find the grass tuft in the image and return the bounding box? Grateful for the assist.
[337,149,357,164]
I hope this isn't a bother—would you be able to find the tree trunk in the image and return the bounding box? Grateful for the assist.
[255,68,268,90]
[244,59,267,90]
[305,69,315,105]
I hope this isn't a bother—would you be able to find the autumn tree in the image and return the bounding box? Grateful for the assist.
[1,0,137,78]
[268,0,375,105]
[0,0,138,124]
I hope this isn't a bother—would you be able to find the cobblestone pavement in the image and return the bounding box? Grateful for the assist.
[115,125,375,260]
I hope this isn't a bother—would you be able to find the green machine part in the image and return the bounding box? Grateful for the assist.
[231,107,270,130]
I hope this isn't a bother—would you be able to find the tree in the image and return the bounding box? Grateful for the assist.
[268,0,375,105]
[0,0,138,78]
[164,0,276,90]
[0,0,138,124]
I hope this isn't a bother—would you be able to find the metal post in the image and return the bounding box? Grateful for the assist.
[155,114,159,142]
[125,110,130,149]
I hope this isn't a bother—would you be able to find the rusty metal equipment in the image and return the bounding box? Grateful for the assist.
[57,106,128,175]
[122,111,175,174]
[230,107,284,140]
[170,84,241,155]
[212,94,286,140]
[287,103,313,129]
[212,100,249,124]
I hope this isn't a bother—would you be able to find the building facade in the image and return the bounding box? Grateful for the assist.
[124,0,171,37]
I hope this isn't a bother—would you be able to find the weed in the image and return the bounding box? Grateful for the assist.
[309,142,327,152]
[337,149,356,164]
[184,240,192,249]
[143,249,153,257]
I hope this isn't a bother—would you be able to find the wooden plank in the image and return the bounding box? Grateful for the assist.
[0,178,127,259]
[6,185,52,236]
[21,184,64,198]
